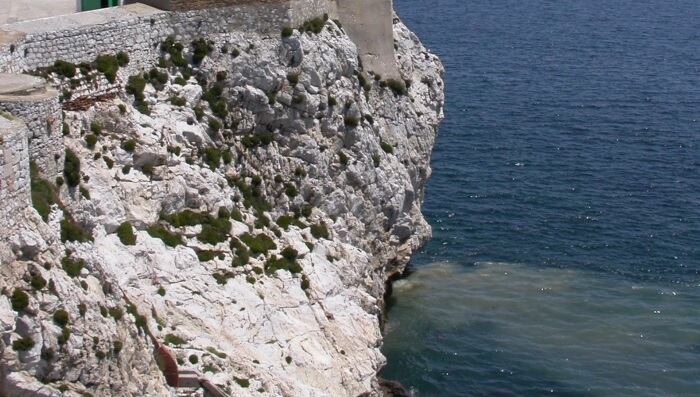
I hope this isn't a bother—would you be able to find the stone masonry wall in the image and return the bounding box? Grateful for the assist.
[0,6,172,75]
[0,1,341,76]
[0,92,64,178]
[0,116,31,234]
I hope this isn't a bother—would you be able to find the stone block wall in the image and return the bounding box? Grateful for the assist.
[0,91,64,178]
[0,6,173,74]
[0,115,31,233]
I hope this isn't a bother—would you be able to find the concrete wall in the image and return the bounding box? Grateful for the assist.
[0,115,31,233]
[0,0,78,25]
[336,0,398,78]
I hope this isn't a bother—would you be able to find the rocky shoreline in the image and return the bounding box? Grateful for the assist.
[0,15,443,396]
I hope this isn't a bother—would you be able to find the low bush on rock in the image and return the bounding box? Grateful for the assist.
[147,225,183,247]
[240,233,276,255]
[53,309,69,327]
[61,256,85,278]
[12,336,35,351]
[60,218,92,243]
[10,288,29,312]
[63,149,81,187]
[117,221,137,245]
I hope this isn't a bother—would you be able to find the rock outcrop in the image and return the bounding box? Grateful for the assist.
[0,16,443,397]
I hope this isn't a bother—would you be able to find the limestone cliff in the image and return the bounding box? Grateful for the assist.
[0,16,443,397]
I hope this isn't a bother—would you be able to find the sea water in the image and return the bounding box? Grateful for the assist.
[381,1,700,395]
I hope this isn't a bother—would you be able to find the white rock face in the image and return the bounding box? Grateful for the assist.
[0,18,443,397]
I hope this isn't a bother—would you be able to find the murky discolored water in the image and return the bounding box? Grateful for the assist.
[383,0,700,395]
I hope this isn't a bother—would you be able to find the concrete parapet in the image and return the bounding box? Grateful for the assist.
[336,0,398,78]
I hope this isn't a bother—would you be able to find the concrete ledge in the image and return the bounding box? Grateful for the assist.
[2,4,165,35]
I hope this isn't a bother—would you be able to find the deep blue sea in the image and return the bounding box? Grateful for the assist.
[381,1,700,396]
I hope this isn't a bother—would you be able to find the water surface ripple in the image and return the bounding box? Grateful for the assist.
[382,0,700,395]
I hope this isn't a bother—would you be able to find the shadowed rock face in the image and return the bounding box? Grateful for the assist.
[0,15,443,397]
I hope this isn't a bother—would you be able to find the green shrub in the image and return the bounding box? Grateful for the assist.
[213,271,234,285]
[122,165,131,174]
[240,233,276,255]
[300,204,313,218]
[328,96,337,107]
[285,183,298,198]
[30,162,60,221]
[121,139,136,152]
[79,186,90,200]
[203,147,222,169]
[194,106,205,121]
[210,99,228,119]
[116,51,130,66]
[372,154,381,167]
[147,225,183,247]
[189,354,199,364]
[208,118,222,132]
[276,215,306,230]
[380,140,394,154]
[281,26,294,38]
[30,273,47,290]
[386,79,408,95]
[60,219,92,243]
[164,333,186,346]
[230,238,250,267]
[61,256,85,277]
[235,378,250,388]
[301,17,325,34]
[109,306,124,321]
[344,116,360,128]
[196,250,221,262]
[169,95,187,107]
[63,149,81,187]
[356,72,371,91]
[135,102,151,115]
[12,336,35,351]
[51,60,76,78]
[57,327,71,345]
[101,156,113,169]
[174,77,187,86]
[10,288,29,312]
[281,246,299,261]
[95,54,119,83]
[126,75,146,101]
[286,73,299,85]
[53,309,69,327]
[191,38,213,65]
[157,286,166,296]
[241,131,274,148]
[265,255,302,274]
[117,222,137,245]
[113,340,123,355]
[90,121,102,135]
[301,275,310,290]
[163,210,211,227]
[198,221,230,245]
[310,223,330,239]
[338,151,349,165]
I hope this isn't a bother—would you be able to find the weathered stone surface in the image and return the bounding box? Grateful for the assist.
[0,14,443,397]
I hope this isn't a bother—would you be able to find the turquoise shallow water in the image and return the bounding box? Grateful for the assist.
[381,0,700,395]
